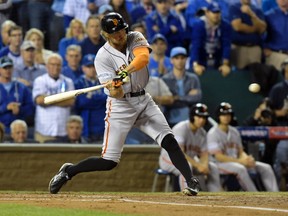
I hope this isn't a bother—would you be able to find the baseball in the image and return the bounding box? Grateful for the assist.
[248,83,260,93]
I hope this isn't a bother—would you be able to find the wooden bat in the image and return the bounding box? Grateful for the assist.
[44,76,130,105]
[44,84,106,105]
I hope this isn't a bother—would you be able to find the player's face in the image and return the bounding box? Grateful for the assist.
[11,124,27,143]
[67,122,82,141]
[219,114,232,125]
[193,116,207,128]
[108,29,127,46]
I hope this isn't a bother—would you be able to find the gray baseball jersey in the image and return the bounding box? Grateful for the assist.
[207,125,278,191]
[159,120,222,191]
[94,31,172,163]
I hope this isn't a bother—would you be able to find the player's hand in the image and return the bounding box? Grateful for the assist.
[112,76,124,88]
[118,70,128,81]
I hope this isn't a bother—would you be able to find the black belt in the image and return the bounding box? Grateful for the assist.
[272,49,288,54]
[124,89,145,98]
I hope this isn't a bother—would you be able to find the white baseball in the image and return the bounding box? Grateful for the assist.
[248,83,260,93]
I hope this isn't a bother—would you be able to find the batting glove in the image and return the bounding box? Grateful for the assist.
[112,76,123,88]
[118,70,128,81]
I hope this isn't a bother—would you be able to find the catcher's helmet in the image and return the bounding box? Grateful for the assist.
[189,103,209,122]
[101,12,128,34]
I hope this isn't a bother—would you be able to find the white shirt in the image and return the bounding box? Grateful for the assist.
[32,73,75,136]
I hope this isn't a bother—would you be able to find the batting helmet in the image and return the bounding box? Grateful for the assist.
[281,59,288,77]
[189,103,209,123]
[215,102,234,122]
[101,12,128,34]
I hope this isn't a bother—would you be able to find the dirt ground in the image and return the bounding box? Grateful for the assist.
[0,192,288,216]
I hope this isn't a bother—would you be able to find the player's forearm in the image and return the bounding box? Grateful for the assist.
[127,47,150,73]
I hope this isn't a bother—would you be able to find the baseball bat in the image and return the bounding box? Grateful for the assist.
[44,84,106,105]
[44,76,130,105]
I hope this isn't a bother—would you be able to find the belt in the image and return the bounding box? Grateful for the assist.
[124,89,145,98]
[272,49,288,55]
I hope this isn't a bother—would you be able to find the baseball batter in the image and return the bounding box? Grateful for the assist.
[207,102,279,191]
[159,103,222,192]
[48,12,200,196]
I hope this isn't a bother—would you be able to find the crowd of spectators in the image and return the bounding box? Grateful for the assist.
[0,0,287,191]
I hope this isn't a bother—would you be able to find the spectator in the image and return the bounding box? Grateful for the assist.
[109,0,132,26]
[268,59,288,126]
[9,0,29,34]
[0,122,5,142]
[58,18,86,65]
[207,102,279,192]
[45,115,88,144]
[145,0,185,55]
[189,2,232,77]
[49,0,66,52]
[159,103,222,191]
[32,53,75,143]
[0,20,16,49]
[62,44,83,83]
[74,54,107,143]
[28,0,53,49]
[148,33,172,77]
[130,0,154,24]
[0,0,12,26]
[8,119,38,143]
[229,0,267,70]
[0,56,34,134]
[97,4,114,20]
[274,139,288,190]
[24,28,53,65]
[0,25,23,69]
[13,40,47,89]
[63,0,109,29]
[242,97,278,166]
[130,22,147,38]
[79,15,105,57]
[264,0,288,71]
[162,47,202,127]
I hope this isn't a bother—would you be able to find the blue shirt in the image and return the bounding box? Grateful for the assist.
[74,76,107,139]
[264,8,288,51]
[148,55,173,77]
[62,66,83,83]
[230,3,265,46]
[58,37,80,66]
[79,36,105,57]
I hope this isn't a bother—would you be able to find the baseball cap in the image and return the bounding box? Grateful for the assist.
[0,56,13,68]
[98,4,113,14]
[207,2,221,13]
[20,40,36,50]
[170,47,187,58]
[82,54,96,66]
[151,33,167,44]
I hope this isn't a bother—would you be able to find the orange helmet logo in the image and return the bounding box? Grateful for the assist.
[112,19,118,26]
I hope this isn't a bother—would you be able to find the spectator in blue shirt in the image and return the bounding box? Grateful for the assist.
[74,54,107,143]
[62,44,83,83]
[189,2,232,77]
[13,40,47,89]
[148,33,172,77]
[0,56,34,134]
[229,0,267,69]
[145,0,185,55]
[163,47,202,127]
[79,15,105,57]
[264,0,288,71]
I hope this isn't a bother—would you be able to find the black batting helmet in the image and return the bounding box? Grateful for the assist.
[189,103,209,123]
[215,102,233,122]
[101,12,128,34]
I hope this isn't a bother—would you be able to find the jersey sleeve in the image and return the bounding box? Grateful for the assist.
[128,31,151,52]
